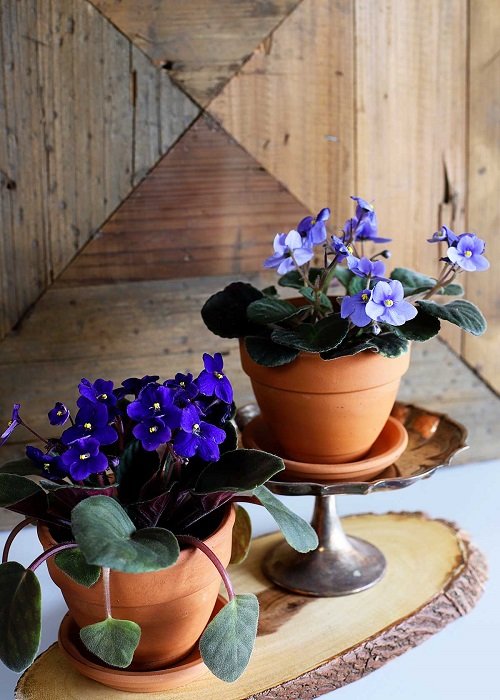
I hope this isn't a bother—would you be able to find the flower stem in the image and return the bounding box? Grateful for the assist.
[28,542,78,572]
[102,567,112,618]
[177,534,235,601]
[2,518,34,563]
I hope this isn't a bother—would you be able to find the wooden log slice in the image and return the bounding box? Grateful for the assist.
[16,512,487,700]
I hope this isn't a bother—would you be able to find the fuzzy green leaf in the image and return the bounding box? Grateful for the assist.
[55,548,101,588]
[230,506,252,565]
[0,474,46,508]
[278,268,322,289]
[333,266,353,289]
[390,267,436,295]
[201,282,263,338]
[320,339,376,360]
[299,287,333,312]
[199,594,259,682]
[271,315,349,353]
[80,617,141,668]
[71,496,180,573]
[244,336,299,367]
[347,275,368,296]
[390,310,441,342]
[196,449,284,494]
[247,298,303,325]
[219,421,238,454]
[371,333,409,358]
[0,562,41,672]
[0,458,39,476]
[253,486,318,553]
[261,285,278,297]
[416,299,487,336]
[439,282,464,296]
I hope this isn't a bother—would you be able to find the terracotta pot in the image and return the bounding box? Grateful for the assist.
[38,505,235,672]
[240,341,410,464]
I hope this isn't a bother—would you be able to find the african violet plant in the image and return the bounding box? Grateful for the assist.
[0,354,317,681]
[202,197,488,366]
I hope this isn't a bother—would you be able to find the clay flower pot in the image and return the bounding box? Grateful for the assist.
[38,506,235,672]
[240,342,410,465]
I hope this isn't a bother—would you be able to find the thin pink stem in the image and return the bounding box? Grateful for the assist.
[2,518,34,563]
[177,534,235,601]
[102,567,112,617]
[28,542,78,572]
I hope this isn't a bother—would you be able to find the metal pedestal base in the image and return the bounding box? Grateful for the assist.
[264,495,386,597]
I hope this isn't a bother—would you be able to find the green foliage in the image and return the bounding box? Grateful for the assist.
[80,617,141,669]
[298,287,333,313]
[246,298,303,325]
[391,309,441,341]
[55,548,101,588]
[371,334,409,358]
[196,449,284,494]
[440,282,464,296]
[71,496,180,573]
[199,594,259,682]
[230,506,252,565]
[347,274,368,296]
[278,267,322,289]
[0,458,39,477]
[201,282,263,338]
[244,336,300,367]
[390,267,436,295]
[219,421,238,454]
[0,562,41,672]
[253,486,318,553]
[0,474,46,508]
[271,315,349,353]
[333,266,353,289]
[416,300,487,336]
[320,339,376,360]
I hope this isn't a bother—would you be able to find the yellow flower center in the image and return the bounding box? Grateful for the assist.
[193,423,200,432]
[179,381,185,387]
[347,245,354,254]
[84,422,92,429]
[361,293,369,302]
[100,393,108,400]
[43,462,50,469]
[464,250,472,258]
[56,410,64,416]
[149,426,158,433]
[7,420,12,426]
[79,453,90,460]
[214,372,223,380]
[153,402,161,410]
[384,299,394,307]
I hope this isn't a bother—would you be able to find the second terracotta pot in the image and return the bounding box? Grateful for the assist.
[38,505,235,672]
[240,342,410,464]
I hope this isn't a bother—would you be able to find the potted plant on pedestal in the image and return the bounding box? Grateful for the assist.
[0,354,317,691]
[202,197,488,474]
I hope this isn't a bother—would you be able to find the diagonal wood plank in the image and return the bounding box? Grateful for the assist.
[0,0,198,341]
[57,116,308,286]
[89,0,302,106]
[463,0,500,393]
[208,0,356,222]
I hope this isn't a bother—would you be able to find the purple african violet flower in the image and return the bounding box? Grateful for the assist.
[427,225,458,245]
[349,196,392,244]
[365,280,417,326]
[132,416,172,452]
[264,230,313,275]
[114,375,160,400]
[26,445,66,480]
[174,412,226,462]
[347,256,386,279]
[165,372,199,405]
[197,353,233,404]
[447,234,489,272]
[127,384,181,428]
[60,437,108,481]
[61,398,118,446]
[331,235,354,262]
[1,403,22,446]
[340,289,373,327]
[48,402,70,426]
[297,208,330,245]
[77,378,118,415]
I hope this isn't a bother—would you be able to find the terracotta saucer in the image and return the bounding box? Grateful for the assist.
[58,595,226,692]
[242,415,408,482]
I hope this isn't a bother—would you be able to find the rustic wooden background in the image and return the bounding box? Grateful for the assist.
[0,0,498,493]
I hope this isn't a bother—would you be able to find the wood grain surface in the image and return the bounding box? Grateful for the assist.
[209,0,356,219]
[15,512,487,699]
[58,116,308,286]
[462,0,500,390]
[89,0,302,106]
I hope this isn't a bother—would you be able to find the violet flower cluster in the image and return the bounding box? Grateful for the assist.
[1,353,234,484]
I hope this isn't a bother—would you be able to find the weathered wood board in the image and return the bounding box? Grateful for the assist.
[15,512,487,699]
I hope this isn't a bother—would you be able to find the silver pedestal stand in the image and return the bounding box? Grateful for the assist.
[237,402,468,597]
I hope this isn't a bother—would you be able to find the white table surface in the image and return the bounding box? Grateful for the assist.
[1,458,499,700]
